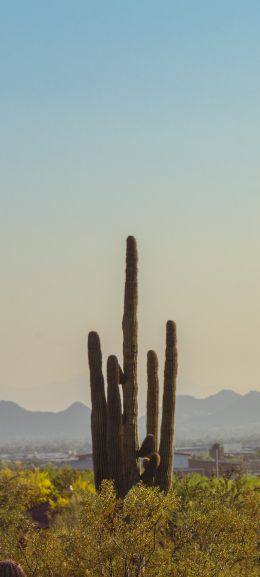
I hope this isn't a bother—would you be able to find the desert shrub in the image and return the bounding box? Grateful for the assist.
[170,474,259,577]
[0,468,258,577]
[58,480,176,577]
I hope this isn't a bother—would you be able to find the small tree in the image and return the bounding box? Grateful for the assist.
[60,480,176,577]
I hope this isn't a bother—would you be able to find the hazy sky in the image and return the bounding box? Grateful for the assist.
[0,1,260,411]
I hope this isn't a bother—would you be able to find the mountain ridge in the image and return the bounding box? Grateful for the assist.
[0,390,259,447]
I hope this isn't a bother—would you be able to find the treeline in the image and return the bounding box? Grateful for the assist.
[0,466,259,577]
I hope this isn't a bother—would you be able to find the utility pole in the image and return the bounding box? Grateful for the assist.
[216,446,219,479]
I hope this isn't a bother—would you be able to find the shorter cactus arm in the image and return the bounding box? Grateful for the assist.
[88,331,108,490]
[140,452,161,486]
[107,355,124,496]
[146,350,159,450]
[157,321,178,492]
[138,434,155,458]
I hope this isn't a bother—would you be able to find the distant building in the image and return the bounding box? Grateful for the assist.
[72,451,193,472]
[0,449,245,478]
[244,459,260,477]
[185,457,242,477]
[72,451,243,478]
[173,451,190,471]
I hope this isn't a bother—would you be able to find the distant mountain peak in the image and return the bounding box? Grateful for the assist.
[207,389,241,398]
[0,390,258,447]
[62,401,89,414]
[244,390,259,398]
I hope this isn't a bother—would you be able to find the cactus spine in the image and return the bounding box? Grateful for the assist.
[87,238,178,495]
[107,355,124,497]
[146,350,159,451]
[122,235,139,491]
[156,321,178,492]
[88,331,108,490]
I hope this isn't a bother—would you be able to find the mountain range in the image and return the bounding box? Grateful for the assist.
[0,390,259,449]
[139,389,260,442]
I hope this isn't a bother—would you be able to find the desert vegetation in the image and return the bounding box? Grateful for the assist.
[0,465,258,577]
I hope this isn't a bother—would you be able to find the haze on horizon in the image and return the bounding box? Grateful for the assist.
[0,1,260,411]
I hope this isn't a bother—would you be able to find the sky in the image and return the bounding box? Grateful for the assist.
[0,1,260,411]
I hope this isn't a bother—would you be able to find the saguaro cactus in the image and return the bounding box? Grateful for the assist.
[156,321,178,492]
[122,235,139,491]
[87,237,178,495]
[88,331,108,490]
[0,561,27,577]
[146,350,159,451]
[107,355,124,496]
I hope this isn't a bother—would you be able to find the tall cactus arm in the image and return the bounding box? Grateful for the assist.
[157,321,178,492]
[107,355,124,497]
[122,235,139,492]
[88,331,108,490]
[146,350,159,451]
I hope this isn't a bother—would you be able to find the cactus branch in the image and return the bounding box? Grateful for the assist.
[88,331,108,490]
[156,321,178,492]
[146,350,159,450]
[107,355,124,496]
[122,235,139,492]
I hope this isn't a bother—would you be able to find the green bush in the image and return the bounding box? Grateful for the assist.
[0,467,258,577]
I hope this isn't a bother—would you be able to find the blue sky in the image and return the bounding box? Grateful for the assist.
[0,1,260,410]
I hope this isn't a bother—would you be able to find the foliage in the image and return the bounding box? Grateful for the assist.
[0,467,258,577]
[170,475,259,577]
[58,481,176,577]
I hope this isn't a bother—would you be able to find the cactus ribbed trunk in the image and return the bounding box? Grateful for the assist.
[146,350,159,451]
[122,235,139,492]
[107,355,124,497]
[157,321,178,492]
[88,331,108,490]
